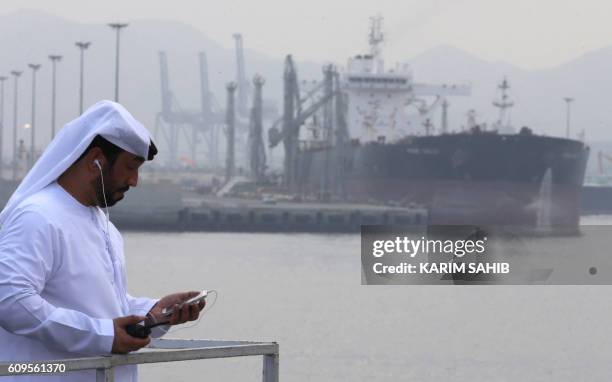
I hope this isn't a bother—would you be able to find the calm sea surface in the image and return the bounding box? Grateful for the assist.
[124,216,612,381]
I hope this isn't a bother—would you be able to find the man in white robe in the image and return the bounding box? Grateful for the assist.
[0,100,203,381]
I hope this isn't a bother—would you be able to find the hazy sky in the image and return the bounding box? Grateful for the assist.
[0,0,610,69]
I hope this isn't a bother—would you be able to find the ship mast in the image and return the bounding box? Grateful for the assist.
[441,99,449,133]
[492,77,514,133]
[368,15,384,73]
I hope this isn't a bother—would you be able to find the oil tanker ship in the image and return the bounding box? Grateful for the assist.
[283,17,589,231]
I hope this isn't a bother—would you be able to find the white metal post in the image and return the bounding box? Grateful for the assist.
[263,352,279,382]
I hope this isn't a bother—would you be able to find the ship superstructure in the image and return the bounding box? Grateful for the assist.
[341,16,470,142]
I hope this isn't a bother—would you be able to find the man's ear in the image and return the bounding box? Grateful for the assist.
[84,148,106,172]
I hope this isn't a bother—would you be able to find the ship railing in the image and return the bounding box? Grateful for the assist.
[0,338,280,382]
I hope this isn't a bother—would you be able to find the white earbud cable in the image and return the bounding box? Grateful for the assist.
[97,164,110,233]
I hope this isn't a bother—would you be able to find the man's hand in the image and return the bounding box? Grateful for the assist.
[111,315,151,354]
[147,291,205,326]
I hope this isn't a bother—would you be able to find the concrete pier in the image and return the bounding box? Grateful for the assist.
[175,197,427,233]
[109,182,427,232]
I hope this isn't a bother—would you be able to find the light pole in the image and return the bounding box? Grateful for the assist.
[0,76,7,176]
[28,64,41,169]
[49,55,62,140]
[563,97,574,139]
[11,70,22,180]
[108,23,128,102]
[75,41,91,115]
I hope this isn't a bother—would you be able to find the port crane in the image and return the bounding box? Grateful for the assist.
[249,75,266,182]
[155,33,270,177]
[268,56,347,192]
[233,34,250,118]
[155,51,223,168]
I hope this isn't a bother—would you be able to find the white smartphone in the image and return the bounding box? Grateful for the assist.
[161,290,207,317]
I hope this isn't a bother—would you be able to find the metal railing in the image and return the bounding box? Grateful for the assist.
[0,338,279,381]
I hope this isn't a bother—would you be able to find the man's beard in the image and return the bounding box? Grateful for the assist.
[94,171,129,207]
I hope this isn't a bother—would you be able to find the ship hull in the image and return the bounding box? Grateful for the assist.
[296,133,589,230]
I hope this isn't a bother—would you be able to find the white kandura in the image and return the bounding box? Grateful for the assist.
[0,101,161,382]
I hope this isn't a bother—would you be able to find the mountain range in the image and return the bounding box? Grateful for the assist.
[0,9,609,170]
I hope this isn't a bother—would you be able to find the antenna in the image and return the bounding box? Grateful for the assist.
[368,15,384,73]
[492,77,514,130]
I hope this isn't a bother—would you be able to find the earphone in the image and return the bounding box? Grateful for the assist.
[93,158,111,233]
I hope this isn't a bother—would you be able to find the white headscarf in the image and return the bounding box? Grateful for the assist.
[0,100,156,226]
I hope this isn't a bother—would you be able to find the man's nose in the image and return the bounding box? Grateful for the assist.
[128,172,138,187]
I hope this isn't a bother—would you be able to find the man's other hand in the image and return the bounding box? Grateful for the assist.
[147,291,205,326]
[112,315,151,354]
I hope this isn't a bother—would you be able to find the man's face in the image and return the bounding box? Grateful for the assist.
[95,152,144,207]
